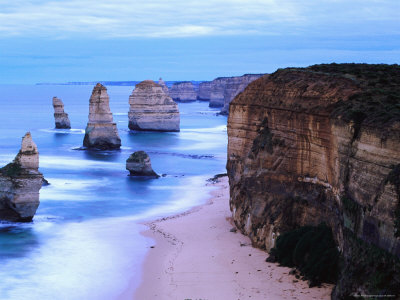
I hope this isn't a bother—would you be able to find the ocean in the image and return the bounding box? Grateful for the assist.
[0,84,227,299]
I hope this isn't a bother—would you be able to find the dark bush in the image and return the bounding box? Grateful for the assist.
[269,223,339,286]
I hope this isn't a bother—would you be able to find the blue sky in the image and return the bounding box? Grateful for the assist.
[0,0,399,83]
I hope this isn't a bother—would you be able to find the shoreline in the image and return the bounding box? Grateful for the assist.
[128,176,333,299]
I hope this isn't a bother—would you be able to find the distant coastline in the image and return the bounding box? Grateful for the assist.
[36,80,205,87]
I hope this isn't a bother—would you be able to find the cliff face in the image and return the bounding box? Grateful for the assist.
[128,80,180,132]
[197,81,212,100]
[0,132,43,222]
[169,82,197,101]
[227,65,400,297]
[208,74,263,109]
[52,97,71,129]
[83,83,121,150]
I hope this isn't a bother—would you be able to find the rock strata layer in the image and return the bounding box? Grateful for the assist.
[83,83,121,150]
[227,64,400,298]
[169,82,197,101]
[128,80,180,132]
[197,81,212,100]
[52,97,71,128]
[126,151,159,177]
[0,132,43,222]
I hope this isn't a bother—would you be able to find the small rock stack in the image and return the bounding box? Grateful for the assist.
[0,132,44,222]
[52,97,71,128]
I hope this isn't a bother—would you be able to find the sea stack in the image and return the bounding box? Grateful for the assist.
[0,132,44,222]
[128,80,180,132]
[169,82,197,101]
[197,81,212,100]
[52,97,71,128]
[158,78,169,95]
[83,83,121,150]
[126,151,159,178]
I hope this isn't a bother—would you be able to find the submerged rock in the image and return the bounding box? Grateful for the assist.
[169,82,197,101]
[83,83,121,150]
[0,132,44,222]
[128,80,180,132]
[126,151,159,178]
[158,78,169,95]
[52,97,71,129]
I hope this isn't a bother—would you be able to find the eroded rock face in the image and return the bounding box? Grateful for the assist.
[126,151,159,177]
[83,83,121,150]
[52,97,71,129]
[227,64,400,297]
[208,74,263,109]
[128,80,180,132]
[0,132,43,222]
[197,81,212,100]
[169,82,197,101]
[158,78,169,95]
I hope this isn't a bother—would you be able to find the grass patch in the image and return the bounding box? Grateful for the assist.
[127,151,148,163]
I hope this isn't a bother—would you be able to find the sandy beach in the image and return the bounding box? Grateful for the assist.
[131,176,333,300]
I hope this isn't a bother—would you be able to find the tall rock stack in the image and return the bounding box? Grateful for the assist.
[169,82,197,101]
[197,81,212,100]
[128,80,180,132]
[158,78,169,95]
[83,83,121,150]
[0,132,44,222]
[52,97,71,129]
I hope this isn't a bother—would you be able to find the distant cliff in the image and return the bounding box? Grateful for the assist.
[169,82,197,101]
[227,64,400,298]
[199,74,263,111]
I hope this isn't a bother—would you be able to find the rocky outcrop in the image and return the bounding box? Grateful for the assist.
[227,64,400,297]
[128,80,180,132]
[83,83,121,150]
[52,97,71,129]
[169,82,197,101]
[158,78,169,95]
[0,132,43,222]
[197,81,212,100]
[126,151,159,177]
[207,74,263,109]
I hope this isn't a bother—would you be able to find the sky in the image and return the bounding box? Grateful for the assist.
[0,0,399,83]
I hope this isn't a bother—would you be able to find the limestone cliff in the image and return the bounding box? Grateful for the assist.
[83,83,121,150]
[169,82,197,101]
[52,97,71,129]
[220,74,264,114]
[128,80,180,132]
[207,74,263,109]
[0,132,43,222]
[227,64,400,298]
[158,78,169,95]
[197,81,212,100]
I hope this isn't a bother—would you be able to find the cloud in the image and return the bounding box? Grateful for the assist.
[0,0,300,38]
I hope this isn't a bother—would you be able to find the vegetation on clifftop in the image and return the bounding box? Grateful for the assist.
[307,63,400,129]
[127,151,148,163]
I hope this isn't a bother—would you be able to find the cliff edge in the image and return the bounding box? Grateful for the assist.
[227,64,400,298]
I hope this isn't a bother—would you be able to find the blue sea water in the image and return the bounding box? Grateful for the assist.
[0,84,227,300]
